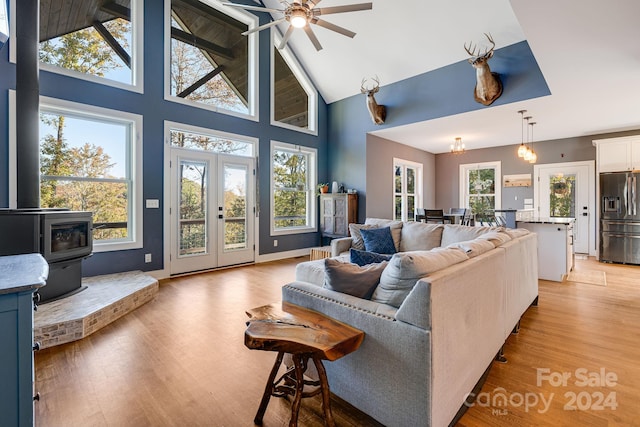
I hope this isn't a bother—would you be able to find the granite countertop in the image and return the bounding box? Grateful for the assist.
[0,253,49,295]
[516,217,576,225]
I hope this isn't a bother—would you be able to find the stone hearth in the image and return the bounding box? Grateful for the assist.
[34,270,158,349]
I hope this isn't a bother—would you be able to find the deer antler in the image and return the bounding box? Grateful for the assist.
[361,77,380,94]
[465,33,496,58]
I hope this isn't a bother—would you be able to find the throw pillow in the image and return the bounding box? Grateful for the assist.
[364,218,403,251]
[360,226,397,255]
[478,231,512,247]
[440,224,496,247]
[349,223,378,250]
[323,258,388,299]
[371,248,469,308]
[446,238,495,258]
[350,248,393,266]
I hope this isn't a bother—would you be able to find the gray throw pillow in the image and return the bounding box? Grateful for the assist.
[349,223,378,250]
[400,222,444,252]
[323,258,388,299]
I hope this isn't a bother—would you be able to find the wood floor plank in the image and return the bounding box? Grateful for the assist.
[35,256,640,426]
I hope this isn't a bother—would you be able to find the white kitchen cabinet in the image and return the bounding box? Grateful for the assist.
[593,136,640,173]
[517,219,575,282]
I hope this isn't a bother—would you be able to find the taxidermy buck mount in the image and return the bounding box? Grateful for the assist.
[464,33,503,106]
[361,77,386,125]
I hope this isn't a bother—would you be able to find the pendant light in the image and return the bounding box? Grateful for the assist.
[450,137,465,154]
[517,110,528,158]
[523,116,533,161]
[528,122,537,164]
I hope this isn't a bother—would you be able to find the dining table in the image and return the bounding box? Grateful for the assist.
[443,212,465,225]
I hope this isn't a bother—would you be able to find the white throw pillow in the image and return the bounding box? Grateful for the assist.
[440,224,498,247]
[478,231,512,247]
[446,238,495,258]
[400,222,444,252]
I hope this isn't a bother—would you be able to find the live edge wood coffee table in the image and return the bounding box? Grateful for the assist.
[245,302,364,427]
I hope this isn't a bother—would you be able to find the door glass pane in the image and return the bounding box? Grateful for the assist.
[549,174,576,217]
[224,164,247,251]
[407,196,415,220]
[407,168,415,193]
[395,166,402,193]
[179,160,207,256]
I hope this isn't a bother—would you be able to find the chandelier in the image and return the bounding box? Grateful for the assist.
[450,137,465,154]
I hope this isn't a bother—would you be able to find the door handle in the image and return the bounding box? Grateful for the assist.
[633,176,637,215]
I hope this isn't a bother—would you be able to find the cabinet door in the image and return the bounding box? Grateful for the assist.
[333,196,348,236]
[631,140,640,170]
[599,141,631,172]
[320,196,335,235]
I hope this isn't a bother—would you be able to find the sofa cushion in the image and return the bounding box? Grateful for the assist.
[446,238,495,258]
[371,248,469,308]
[365,218,403,251]
[440,224,498,247]
[503,228,530,239]
[478,231,512,247]
[295,255,349,286]
[361,227,398,255]
[323,258,388,299]
[350,248,393,266]
[400,222,444,252]
[349,223,378,250]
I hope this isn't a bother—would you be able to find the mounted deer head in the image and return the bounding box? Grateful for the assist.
[464,33,503,106]
[361,77,387,125]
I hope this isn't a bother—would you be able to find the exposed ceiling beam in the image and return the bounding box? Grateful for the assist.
[171,27,235,60]
[92,21,131,68]
[100,1,131,21]
[176,0,247,31]
[177,66,226,98]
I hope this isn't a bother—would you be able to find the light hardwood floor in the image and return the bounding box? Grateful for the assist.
[34,256,640,426]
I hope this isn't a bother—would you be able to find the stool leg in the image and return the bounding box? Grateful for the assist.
[289,354,306,427]
[254,351,284,425]
[313,356,336,427]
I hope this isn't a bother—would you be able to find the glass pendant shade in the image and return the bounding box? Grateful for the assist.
[528,151,537,164]
[523,148,533,161]
[517,143,528,158]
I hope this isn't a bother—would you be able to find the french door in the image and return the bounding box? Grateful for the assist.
[534,161,595,254]
[170,148,255,275]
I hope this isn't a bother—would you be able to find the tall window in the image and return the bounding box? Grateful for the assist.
[271,30,318,134]
[459,161,502,215]
[271,141,317,235]
[39,98,142,252]
[37,0,143,90]
[167,0,257,117]
[394,159,423,222]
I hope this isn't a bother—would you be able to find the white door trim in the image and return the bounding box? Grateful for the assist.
[533,160,596,256]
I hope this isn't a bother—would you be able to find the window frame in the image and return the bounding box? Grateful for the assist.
[270,28,318,136]
[164,120,257,157]
[11,0,145,93]
[39,96,143,252]
[459,161,502,214]
[393,158,423,222]
[164,0,259,121]
[270,140,317,236]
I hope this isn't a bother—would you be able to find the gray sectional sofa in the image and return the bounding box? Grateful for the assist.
[282,218,538,427]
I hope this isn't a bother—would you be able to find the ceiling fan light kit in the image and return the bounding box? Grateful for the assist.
[223,0,373,51]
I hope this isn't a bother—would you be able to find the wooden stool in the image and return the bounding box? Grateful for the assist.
[245,302,364,427]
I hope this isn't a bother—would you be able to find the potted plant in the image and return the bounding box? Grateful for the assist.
[317,183,329,194]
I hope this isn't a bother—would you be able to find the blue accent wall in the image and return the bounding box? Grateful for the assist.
[0,0,328,276]
[328,41,550,219]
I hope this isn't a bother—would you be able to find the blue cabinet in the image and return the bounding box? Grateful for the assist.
[0,254,48,427]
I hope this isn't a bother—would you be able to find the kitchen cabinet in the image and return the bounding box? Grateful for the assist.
[593,136,640,173]
[517,219,575,282]
[320,193,358,238]
[0,254,48,427]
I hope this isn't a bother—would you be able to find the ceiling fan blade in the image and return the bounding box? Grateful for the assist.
[242,18,287,36]
[313,3,372,16]
[311,18,356,38]
[220,2,283,13]
[278,25,295,50]
[303,25,323,51]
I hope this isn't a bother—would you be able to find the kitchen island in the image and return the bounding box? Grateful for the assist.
[516,218,575,282]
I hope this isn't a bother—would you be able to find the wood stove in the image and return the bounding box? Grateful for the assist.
[0,209,93,302]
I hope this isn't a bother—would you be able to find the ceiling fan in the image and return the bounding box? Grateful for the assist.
[222,0,373,51]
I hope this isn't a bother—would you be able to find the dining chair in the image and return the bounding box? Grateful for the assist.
[415,208,426,222]
[425,209,446,224]
[448,208,466,225]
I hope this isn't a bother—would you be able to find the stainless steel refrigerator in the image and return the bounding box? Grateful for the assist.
[600,172,640,264]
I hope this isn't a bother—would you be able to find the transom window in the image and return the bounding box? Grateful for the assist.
[168,123,255,157]
[459,161,502,216]
[39,98,143,252]
[167,0,258,118]
[36,0,143,90]
[270,141,317,235]
[271,29,318,134]
[394,158,423,222]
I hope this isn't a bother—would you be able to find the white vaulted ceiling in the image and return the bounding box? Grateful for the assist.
[258,0,640,153]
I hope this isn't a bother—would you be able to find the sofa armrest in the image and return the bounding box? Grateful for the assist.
[331,237,353,257]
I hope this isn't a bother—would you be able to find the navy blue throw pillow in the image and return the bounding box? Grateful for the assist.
[350,248,393,266]
[360,226,397,255]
